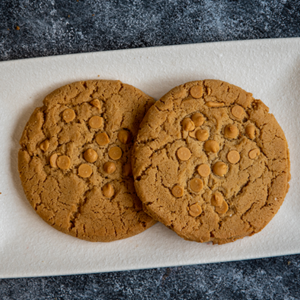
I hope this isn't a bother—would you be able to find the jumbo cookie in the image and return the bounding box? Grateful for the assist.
[133,80,290,244]
[18,80,156,242]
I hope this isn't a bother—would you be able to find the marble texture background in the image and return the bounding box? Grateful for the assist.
[1,0,300,299]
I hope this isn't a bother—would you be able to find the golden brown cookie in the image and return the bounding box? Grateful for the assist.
[18,80,156,242]
[133,80,290,244]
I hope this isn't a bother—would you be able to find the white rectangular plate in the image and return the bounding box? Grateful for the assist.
[1,38,300,278]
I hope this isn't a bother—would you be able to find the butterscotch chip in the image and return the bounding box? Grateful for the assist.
[172,185,184,198]
[62,108,75,123]
[197,164,211,177]
[118,129,132,144]
[246,124,256,139]
[249,148,260,159]
[177,147,191,161]
[204,140,219,153]
[130,80,291,244]
[224,124,239,139]
[181,118,195,132]
[88,116,103,129]
[195,129,209,141]
[206,101,224,107]
[19,80,156,242]
[83,149,98,163]
[49,153,58,168]
[231,105,244,119]
[103,161,116,174]
[191,113,205,126]
[188,203,202,217]
[190,178,203,193]
[211,192,224,207]
[40,140,49,152]
[123,163,132,176]
[227,150,240,164]
[213,161,228,176]
[95,132,110,146]
[102,183,114,198]
[108,146,122,160]
[78,164,93,178]
[215,201,228,214]
[90,99,101,109]
[188,129,197,138]
[57,155,71,170]
[190,85,203,98]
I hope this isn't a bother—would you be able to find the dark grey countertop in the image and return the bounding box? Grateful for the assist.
[1,0,300,299]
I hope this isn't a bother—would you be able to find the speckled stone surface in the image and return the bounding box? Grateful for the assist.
[1,0,300,299]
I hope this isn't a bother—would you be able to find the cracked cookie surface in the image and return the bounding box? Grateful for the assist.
[18,80,156,242]
[133,80,290,244]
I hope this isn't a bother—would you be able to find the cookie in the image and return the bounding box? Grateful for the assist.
[133,80,290,244]
[18,80,156,242]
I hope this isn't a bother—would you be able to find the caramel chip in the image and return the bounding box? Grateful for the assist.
[190,178,203,193]
[50,153,58,168]
[204,140,219,153]
[197,164,211,177]
[108,146,122,160]
[118,129,132,144]
[215,201,228,214]
[188,129,197,138]
[190,85,203,98]
[78,164,93,178]
[205,101,225,107]
[177,147,191,161]
[89,116,103,129]
[40,140,49,152]
[227,150,240,164]
[195,129,209,142]
[103,161,116,174]
[57,155,71,170]
[211,192,224,207]
[188,203,202,217]
[90,99,101,109]
[62,108,75,123]
[213,161,228,177]
[84,149,98,163]
[249,148,260,159]
[231,105,244,119]
[123,163,132,176]
[102,183,114,198]
[191,113,205,127]
[95,132,110,146]
[224,124,239,139]
[181,118,195,132]
[246,124,256,139]
[172,185,184,198]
